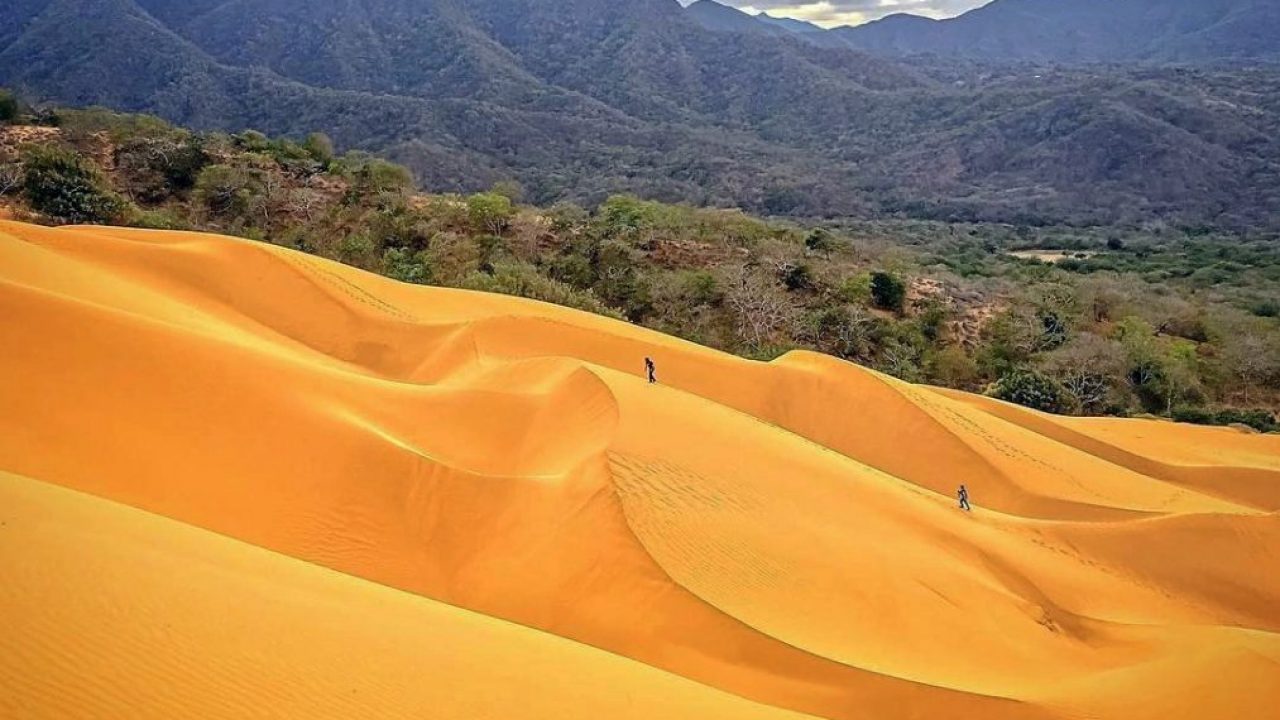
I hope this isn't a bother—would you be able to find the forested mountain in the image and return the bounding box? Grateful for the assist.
[755,13,827,36]
[833,0,1280,63]
[2,0,1279,229]
[686,0,1280,64]
[688,1,847,48]
[686,0,791,38]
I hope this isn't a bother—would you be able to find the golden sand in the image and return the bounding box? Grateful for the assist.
[1,221,1277,719]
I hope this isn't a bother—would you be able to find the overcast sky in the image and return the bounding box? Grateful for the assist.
[679,0,990,28]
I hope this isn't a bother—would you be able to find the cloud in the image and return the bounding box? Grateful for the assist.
[682,0,989,28]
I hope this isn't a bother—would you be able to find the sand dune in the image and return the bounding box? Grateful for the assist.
[1,220,1277,719]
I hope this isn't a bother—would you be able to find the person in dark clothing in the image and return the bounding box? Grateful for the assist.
[958,484,971,512]
[644,356,657,384]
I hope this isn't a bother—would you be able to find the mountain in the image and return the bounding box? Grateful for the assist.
[834,0,1280,62]
[3,0,1280,228]
[685,0,790,37]
[687,1,849,49]
[757,12,828,35]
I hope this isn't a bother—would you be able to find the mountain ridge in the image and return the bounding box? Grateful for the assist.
[820,0,1280,63]
[2,0,1279,228]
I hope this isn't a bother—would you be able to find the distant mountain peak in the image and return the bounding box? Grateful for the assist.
[834,0,1279,62]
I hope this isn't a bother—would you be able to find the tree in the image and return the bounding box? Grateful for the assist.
[302,133,334,165]
[592,239,651,320]
[930,345,979,388]
[0,90,20,124]
[992,370,1072,414]
[286,186,326,222]
[1159,342,1201,415]
[870,271,906,313]
[21,145,125,224]
[724,265,796,350]
[462,261,622,319]
[1223,333,1279,405]
[194,164,262,218]
[490,179,525,202]
[467,192,514,235]
[805,228,837,257]
[1116,317,1165,410]
[0,162,22,196]
[837,273,872,305]
[781,262,815,291]
[337,234,376,266]
[118,135,209,197]
[802,306,875,359]
[597,195,658,243]
[349,158,413,196]
[382,247,431,284]
[1042,333,1124,415]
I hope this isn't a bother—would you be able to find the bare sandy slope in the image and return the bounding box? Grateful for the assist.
[0,470,812,720]
[1,220,1277,720]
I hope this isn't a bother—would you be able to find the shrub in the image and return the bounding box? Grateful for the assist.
[337,234,376,266]
[1214,409,1278,433]
[593,239,652,320]
[0,90,20,124]
[870,271,906,312]
[467,192,514,235]
[194,164,262,218]
[837,274,872,304]
[0,162,22,196]
[805,228,837,255]
[782,262,815,291]
[1173,407,1278,433]
[116,135,209,203]
[490,179,525,202]
[992,370,1072,414]
[1250,299,1279,318]
[302,133,335,166]
[1170,406,1214,425]
[21,145,125,224]
[462,262,623,319]
[681,270,721,306]
[346,157,413,196]
[382,247,431,284]
[597,194,657,238]
[130,208,189,230]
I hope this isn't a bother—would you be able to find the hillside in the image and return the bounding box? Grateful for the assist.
[3,0,1280,227]
[686,0,792,38]
[1,106,1278,427]
[833,0,1280,63]
[2,218,1279,719]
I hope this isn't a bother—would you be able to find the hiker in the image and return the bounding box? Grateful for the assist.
[644,356,657,384]
[958,484,971,512]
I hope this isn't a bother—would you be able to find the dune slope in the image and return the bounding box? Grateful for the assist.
[1,220,1278,720]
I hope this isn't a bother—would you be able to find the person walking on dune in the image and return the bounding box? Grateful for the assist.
[958,484,971,512]
[645,356,657,384]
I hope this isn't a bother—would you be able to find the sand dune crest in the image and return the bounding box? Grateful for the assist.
[1,221,1277,719]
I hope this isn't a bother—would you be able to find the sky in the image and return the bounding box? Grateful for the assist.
[678,0,990,28]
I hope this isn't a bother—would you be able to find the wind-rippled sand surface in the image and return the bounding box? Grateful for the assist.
[2,221,1277,720]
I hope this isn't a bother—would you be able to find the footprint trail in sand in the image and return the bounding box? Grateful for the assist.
[1,221,1278,720]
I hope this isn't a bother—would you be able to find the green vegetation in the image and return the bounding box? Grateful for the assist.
[992,371,1071,415]
[20,145,126,224]
[870,272,906,313]
[5,1,1280,229]
[2,103,1276,427]
[0,90,19,125]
